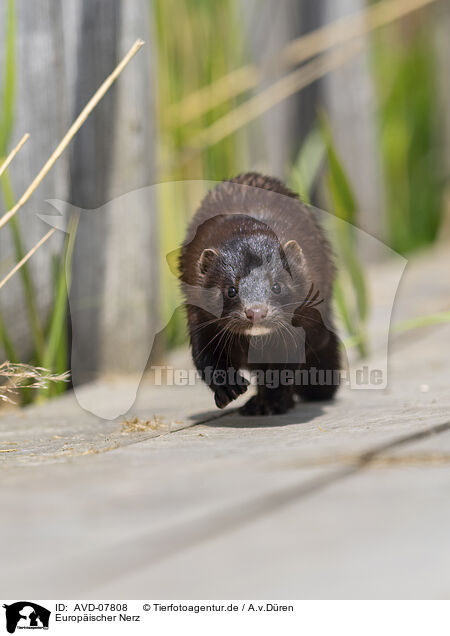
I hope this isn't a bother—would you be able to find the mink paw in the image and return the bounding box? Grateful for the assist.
[213,376,248,409]
[239,392,295,416]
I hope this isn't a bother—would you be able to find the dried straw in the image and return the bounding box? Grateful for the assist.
[167,0,438,126]
[176,39,364,162]
[0,39,144,292]
[0,228,56,291]
[0,39,144,233]
[0,361,70,404]
[0,133,29,178]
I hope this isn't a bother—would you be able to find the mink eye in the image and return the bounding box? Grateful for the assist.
[271,282,281,294]
[228,286,238,298]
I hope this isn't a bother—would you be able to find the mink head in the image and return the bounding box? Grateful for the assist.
[196,223,313,336]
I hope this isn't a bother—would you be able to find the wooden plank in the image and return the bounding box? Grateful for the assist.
[67,0,158,379]
[0,246,449,597]
[1,318,449,597]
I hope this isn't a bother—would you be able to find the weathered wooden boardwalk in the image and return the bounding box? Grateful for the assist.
[1,246,449,599]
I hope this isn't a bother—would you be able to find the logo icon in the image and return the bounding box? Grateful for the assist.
[3,602,50,634]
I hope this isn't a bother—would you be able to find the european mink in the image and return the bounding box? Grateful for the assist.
[179,172,340,415]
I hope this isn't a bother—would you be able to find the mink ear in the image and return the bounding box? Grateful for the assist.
[283,240,304,270]
[199,248,219,275]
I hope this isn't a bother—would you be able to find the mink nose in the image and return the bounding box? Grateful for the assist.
[245,305,268,323]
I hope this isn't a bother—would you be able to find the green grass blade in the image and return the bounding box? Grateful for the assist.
[334,274,367,358]
[318,112,356,224]
[371,24,443,254]
[319,115,364,308]
[42,213,78,373]
[333,218,369,323]
[392,311,450,334]
[0,0,19,365]
[0,309,17,362]
[0,172,45,362]
[0,0,16,156]
[333,275,354,336]
[289,125,325,203]
[319,111,370,356]
[343,311,450,352]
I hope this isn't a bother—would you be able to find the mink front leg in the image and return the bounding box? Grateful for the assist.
[190,320,248,408]
[292,304,341,401]
[295,330,341,401]
[240,384,295,416]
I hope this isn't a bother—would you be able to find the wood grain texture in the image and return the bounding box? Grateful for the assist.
[0,0,158,376]
[0,0,68,359]
[0,245,449,597]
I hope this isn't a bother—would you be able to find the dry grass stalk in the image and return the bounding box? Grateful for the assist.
[166,64,257,127]
[121,415,166,433]
[0,43,144,408]
[280,0,437,68]
[0,227,56,291]
[0,39,144,292]
[167,0,438,126]
[0,133,29,178]
[178,40,364,160]
[0,39,144,233]
[0,361,70,404]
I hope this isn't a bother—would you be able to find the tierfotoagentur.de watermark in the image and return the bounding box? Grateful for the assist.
[150,365,384,389]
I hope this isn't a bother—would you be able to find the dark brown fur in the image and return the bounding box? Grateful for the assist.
[179,173,340,415]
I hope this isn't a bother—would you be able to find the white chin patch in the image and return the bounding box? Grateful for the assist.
[244,325,273,336]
